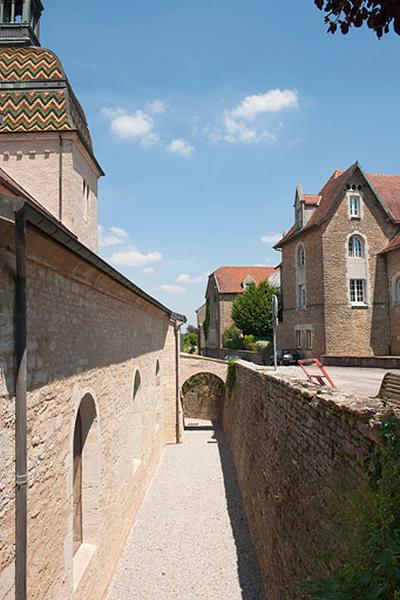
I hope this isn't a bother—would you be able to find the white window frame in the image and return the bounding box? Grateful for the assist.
[348,235,363,258]
[296,330,302,350]
[298,284,306,309]
[349,278,367,305]
[349,194,361,219]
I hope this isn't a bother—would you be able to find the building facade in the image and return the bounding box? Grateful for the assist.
[0,0,103,252]
[199,266,279,356]
[0,4,185,599]
[275,162,400,359]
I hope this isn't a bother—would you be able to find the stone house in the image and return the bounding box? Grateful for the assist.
[196,303,206,354]
[275,161,400,359]
[0,4,185,600]
[198,266,279,356]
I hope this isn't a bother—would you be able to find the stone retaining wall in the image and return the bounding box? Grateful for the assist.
[223,361,385,600]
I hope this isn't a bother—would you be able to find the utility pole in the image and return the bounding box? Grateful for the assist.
[272,295,278,372]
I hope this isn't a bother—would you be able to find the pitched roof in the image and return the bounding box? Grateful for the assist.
[276,163,400,247]
[381,230,400,254]
[0,47,103,174]
[212,266,278,294]
[304,194,321,206]
[0,168,181,320]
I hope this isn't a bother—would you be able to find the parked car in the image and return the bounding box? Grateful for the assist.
[269,349,301,366]
[224,353,242,361]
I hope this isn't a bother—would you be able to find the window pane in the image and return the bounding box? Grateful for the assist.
[350,279,366,303]
[349,195,360,217]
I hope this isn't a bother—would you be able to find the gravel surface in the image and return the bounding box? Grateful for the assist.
[106,420,266,600]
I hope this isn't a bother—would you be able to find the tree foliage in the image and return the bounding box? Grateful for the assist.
[181,331,198,354]
[231,280,275,339]
[315,0,400,38]
[300,414,400,600]
[203,301,210,341]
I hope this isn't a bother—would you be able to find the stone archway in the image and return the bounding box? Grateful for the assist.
[182,372,225,422]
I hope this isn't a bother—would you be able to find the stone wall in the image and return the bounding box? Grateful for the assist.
[278,228,325,357]
[322,170,397,357]
[386,246,400,355]
[0,219,178,600]
[182,373,224,421]
[278,168,400,359]
[0,132,100,251]
[223,361,384,600]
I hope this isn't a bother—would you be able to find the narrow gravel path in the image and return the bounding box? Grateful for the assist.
[106,420,266,600]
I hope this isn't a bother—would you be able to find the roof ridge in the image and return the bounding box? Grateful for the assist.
[367,171,400,178]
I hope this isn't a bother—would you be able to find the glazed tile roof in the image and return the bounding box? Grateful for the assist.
[212,266,278,294]
[0,47,63,81]
[0,47,98,164]
[276,163,400,247]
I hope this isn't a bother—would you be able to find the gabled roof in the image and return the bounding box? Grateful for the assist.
[211,266,278,294]
[276,162,400,248]
[304,194,321,206]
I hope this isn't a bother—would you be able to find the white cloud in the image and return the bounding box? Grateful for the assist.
[143,267,155,273]
[177,272,207,284]
[157,284,186,295]
[210,88,298,144]
[261,234,281,244]
[101,107,158,147]
[109,249,162,267]
[232,89,298,121]
[167,138,195,156]
[146,100,166,114]
[99,225,130,247]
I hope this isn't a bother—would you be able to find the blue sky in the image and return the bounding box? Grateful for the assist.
[43,1,400,325]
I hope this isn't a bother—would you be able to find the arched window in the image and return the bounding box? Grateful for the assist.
[348,235,364,258]
[73,394,99,567]
[297,244,305,267]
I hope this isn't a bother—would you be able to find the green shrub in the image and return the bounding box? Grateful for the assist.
[226,358,237,394]
[255,339,269,351]
[243,335,257,351]
[203,301,210,341]
[299,414,400,600]
[223,325,244,349]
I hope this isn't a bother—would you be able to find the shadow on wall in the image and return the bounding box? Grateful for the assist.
[212,424,266,600]
[371,254,390,355]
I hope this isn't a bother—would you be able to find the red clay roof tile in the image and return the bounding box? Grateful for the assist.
[212,266,278,294]
[276,163,400,247]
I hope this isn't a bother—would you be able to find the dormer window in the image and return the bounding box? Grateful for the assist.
[349,194,361,219]
[295,206,303,230]
[243,276,255,290]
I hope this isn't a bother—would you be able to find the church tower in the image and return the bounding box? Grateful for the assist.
[0,1,103,251]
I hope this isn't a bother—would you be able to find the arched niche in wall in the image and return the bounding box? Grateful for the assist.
[72,393,100,590]
[132,369,143,475]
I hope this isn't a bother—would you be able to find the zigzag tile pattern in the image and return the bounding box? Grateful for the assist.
[0,91,72,132]
[0,47,63,81]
